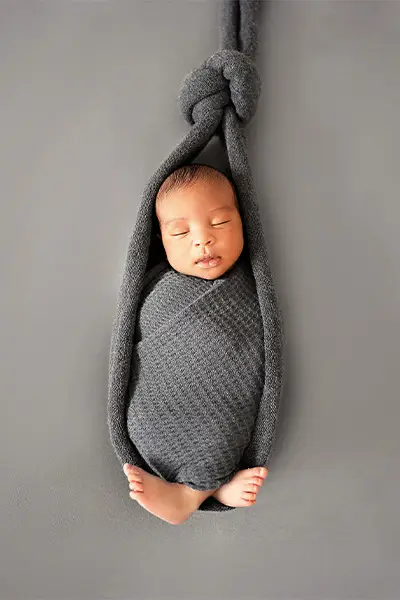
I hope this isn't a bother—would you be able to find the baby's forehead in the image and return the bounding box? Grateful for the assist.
[168,179,233,201]
[156,175,237,220]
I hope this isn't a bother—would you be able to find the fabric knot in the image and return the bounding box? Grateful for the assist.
[179,49,261,127]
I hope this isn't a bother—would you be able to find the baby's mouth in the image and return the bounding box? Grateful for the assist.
[196,256,221,268]
[195,254,219,263]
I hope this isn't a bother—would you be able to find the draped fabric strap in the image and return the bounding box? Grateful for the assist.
[220,0,261,58]
[107,0,285,513]
[179,0,261,134]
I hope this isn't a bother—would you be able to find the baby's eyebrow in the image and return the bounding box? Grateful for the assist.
[162,205,234,226]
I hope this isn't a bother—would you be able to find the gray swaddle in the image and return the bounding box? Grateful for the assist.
[107,0,285,512]
[127,255,265,491]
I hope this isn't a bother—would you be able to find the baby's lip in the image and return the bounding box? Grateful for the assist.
[196,254,219,263]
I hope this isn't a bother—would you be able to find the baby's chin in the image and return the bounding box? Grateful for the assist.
[193,269,224,280]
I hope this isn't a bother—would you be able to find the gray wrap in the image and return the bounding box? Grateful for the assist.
[107,0,285,512]
[127,256,265,491]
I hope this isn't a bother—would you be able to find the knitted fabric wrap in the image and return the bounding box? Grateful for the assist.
[107,0,285,512]
[126,255,265,492]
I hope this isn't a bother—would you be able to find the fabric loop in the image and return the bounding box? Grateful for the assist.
[179,49,261,127]
[107,0,285,513]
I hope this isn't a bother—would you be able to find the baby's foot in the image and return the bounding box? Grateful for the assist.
[212,467,268,507]
[123,464,207,525]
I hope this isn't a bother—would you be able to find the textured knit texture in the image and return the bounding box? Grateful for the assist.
[107,0,285,512]
[127,255,265,491]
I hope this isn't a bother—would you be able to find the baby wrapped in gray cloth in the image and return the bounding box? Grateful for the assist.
[120,164,272,523]
[108,0,285,524]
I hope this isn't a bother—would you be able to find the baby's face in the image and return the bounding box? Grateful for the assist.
[156,178,244,280]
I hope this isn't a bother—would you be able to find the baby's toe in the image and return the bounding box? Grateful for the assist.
[123,463,133,476]
[126,469,143,484]
[247,467,268,481]
[244,483,259,494]
[257,467,268,479]
[250,476,264,486]
[129,481,144,493]
[244,498,256,506]
[129,490,142,500]
[242,491,257,502]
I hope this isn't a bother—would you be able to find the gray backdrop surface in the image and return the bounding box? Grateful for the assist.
[1,2,399,599]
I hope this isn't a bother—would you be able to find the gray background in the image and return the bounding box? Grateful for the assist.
[1,1,399,599]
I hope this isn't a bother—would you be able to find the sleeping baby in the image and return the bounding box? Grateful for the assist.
[123,164,268,525]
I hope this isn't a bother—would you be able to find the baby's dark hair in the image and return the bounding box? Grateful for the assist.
[155,163,239,214]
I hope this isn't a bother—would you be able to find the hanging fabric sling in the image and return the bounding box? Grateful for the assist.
[107,0,285,512]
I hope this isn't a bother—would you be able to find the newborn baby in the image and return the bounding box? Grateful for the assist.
[124,164,268,524]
